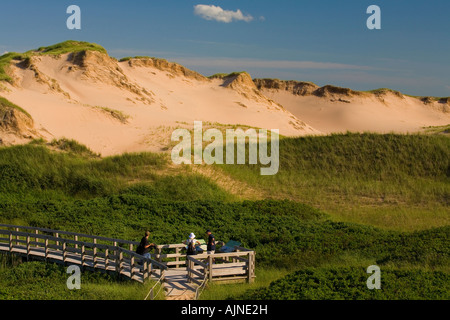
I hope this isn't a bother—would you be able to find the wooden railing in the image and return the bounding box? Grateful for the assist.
[195,268,209,300]
[151,243,256,282]
[186,249,256,285]
[186,255,210,300]
[0,224,167,283]
[152,244,188,268]
[144,272,166,300]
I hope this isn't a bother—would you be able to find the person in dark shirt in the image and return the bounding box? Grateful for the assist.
[206,229,216,254]
[138,230,155,260]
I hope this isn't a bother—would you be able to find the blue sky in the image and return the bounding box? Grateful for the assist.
[1,0,449,96]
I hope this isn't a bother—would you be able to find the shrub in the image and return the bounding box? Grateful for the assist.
[240,267,450,300]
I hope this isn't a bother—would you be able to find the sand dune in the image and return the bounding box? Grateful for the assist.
[255,79,450,134]
[0,43,448,156]
[0,51,317,156]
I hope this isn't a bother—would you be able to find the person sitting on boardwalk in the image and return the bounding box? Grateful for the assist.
[137,230,156,260]
[183,233,200,256]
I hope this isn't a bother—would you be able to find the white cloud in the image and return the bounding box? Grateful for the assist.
[194,5,254,23]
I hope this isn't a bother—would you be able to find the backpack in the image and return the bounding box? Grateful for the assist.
[186,240,196,255]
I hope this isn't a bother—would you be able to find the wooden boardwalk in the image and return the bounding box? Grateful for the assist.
[164,268,197,300]
[0,224,166,286]
[0,224,255,300]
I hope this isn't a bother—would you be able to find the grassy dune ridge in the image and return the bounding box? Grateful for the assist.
[0,41,107,83]
[219,132,450,231]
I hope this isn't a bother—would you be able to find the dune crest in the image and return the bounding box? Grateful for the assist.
[123,57,207,82]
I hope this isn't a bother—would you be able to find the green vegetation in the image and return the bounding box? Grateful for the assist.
[119,56,153,62]
[0,171,448,287]
[366,88,404,97]
[0,53,25,83]
[199,268,290,300]
[0,133,448,300]
[33,40,107,56]
[118,56,176,67]
[96,106,130,124]
[0,143,167,199]
[49,138,100,158]
[0,258,161,300]
[218,132,450,231]
[240,267,450,300]
[208,71,248,79]
[422,124,450,135]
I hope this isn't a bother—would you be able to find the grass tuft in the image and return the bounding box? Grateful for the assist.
[33,40,107,56]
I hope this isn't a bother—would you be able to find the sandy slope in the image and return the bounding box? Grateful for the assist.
[259,85,450,134]
[0,52,317,156]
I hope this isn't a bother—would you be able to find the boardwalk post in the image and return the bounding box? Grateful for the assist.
[26,235,30,261]
[150,259,154,277]
[187,257,192,282]
[118,251,123,274]
[143,260,148,280]
[105,248,109,270]
[62,241,67,264]
[8,231,12,251]
[15,227,19,246]
[175,247,180,268]
[93,239,97,268]
[156,247,162,263]
[208,255,213,282]
[116,249,121,274]
[130,256,135,279]
[81,244,86,267]
[74,235,78,249]
[253,252,256,281]
[45,238,49,259]
[248,252,255,283]
[113,241,117,267]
